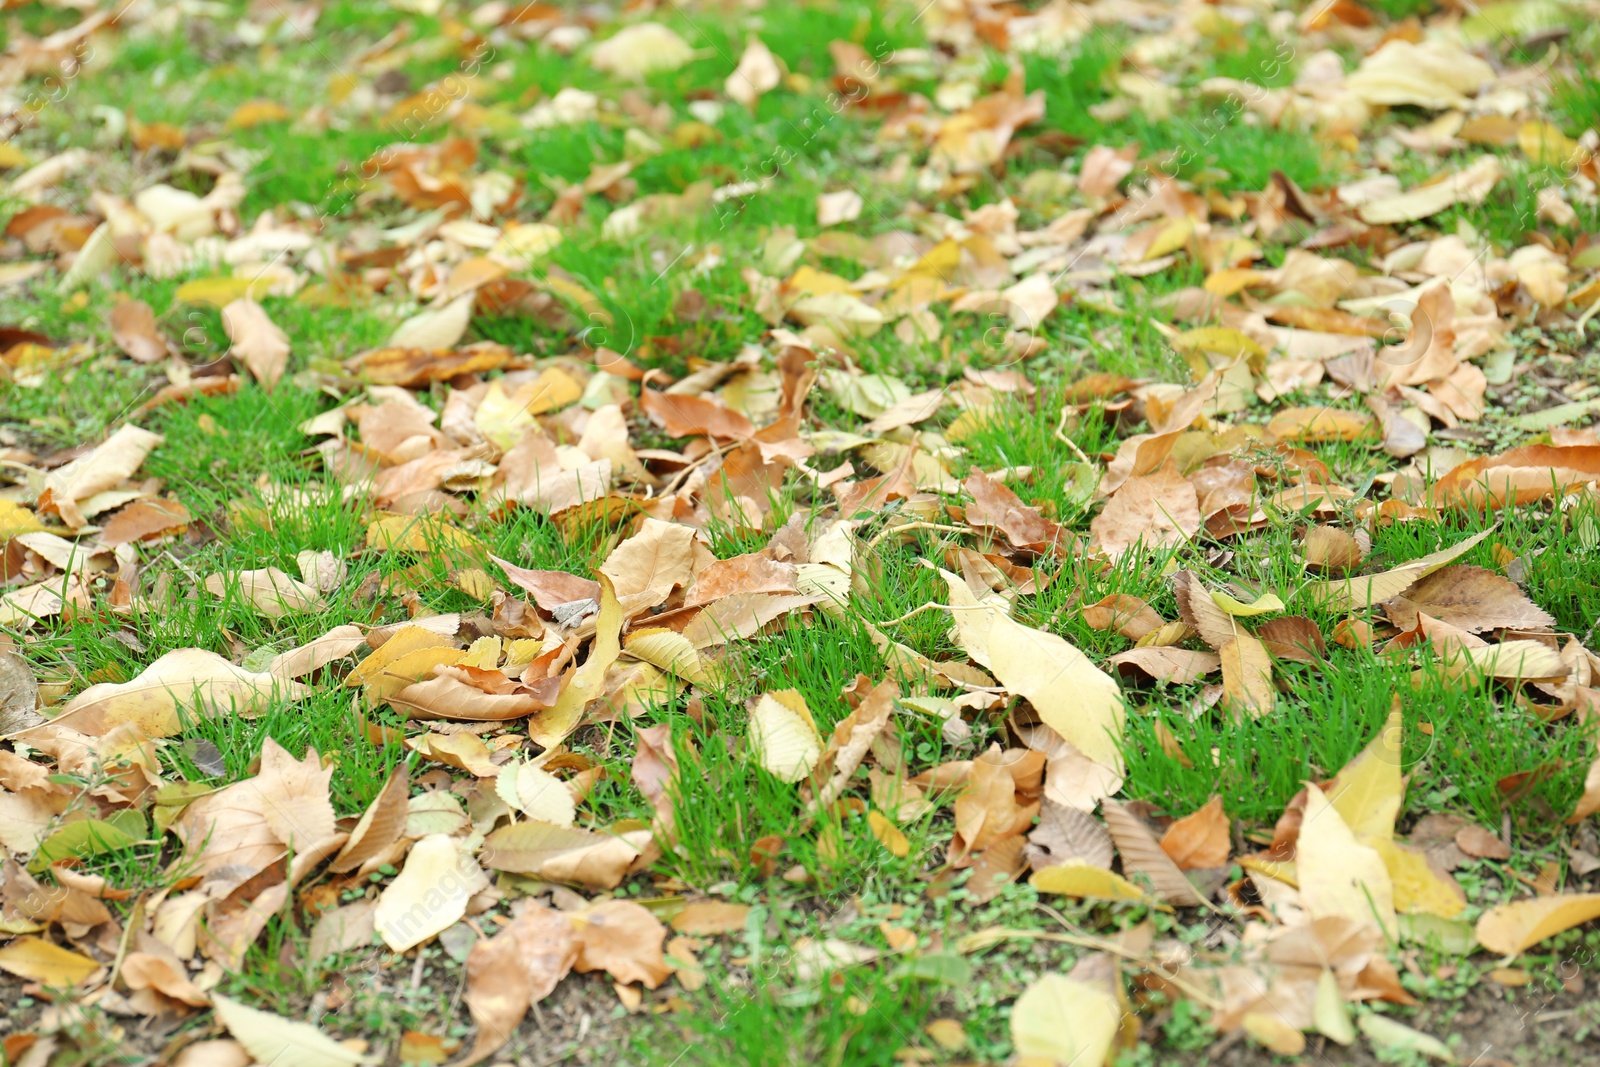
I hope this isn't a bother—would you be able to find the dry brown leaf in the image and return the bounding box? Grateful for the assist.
[1101,799,1204,906]
[1304,526,1362,572]
[671,902,752,935]
[459,904,578,1066]
[1082,595,1165,641]
[1172,570,1239,649]
[572,900,671,988]
[1220,634,1275,718]
[1382,565,1555,634]
[964,471,1066,554]
[221,298,289,391]
[600,518,697,617]
[1108,646,1221,684]
[1089,466,1202,558]
[109,298,168,362]
[1159,796,1230,870]
[1025,800,1114,871]
[1257,616,1326,663]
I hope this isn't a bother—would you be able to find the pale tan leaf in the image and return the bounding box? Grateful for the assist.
[590,22,694,78]
[19,649,305,741]
[1307,528,1494,612]
[495,762,577,826]
[1220,634,1275,717]
[38,424,163,528]
[212,994,374,1066]
[749,690,823,784]
[389,292,475,350]
[1172,570,1238,649]
[328,767,406,876]
[221,298,289,390]
[1089,466,1202,558]
[480,820,649,889]
[109,298,169,363]
[374,834,487,952]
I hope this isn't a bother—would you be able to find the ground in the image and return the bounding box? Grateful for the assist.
[3,1,1600,1066]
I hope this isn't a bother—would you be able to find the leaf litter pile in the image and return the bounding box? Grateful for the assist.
[4,0,1600,1065]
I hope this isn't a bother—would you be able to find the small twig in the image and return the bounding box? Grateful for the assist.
[1053,407,1092,464]
[863,521,969,553]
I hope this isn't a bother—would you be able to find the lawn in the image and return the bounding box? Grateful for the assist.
[4,1,1600,1065]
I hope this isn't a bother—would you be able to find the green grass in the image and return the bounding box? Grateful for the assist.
[7,0,1600,1063]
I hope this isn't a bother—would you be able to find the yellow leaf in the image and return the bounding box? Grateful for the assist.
[347,625,454,688]
[366,514,483,555]
[1029,861,1157,905]
[1373,839,1466,919]
[496,762,577,825]
[1476,893,1600,956]
[1210,591,1285,617]
[526,575,622,749]
[624,628,723,686]
[1010,974,1120,1067]
[1266,406,1375,443]
[1173,327,1264,361]
[0,937,100,986]
[0,500,49,541]
[175,276,268,307]
[1296,784,1396,935]
[1314,968,1355,1045]
[1326,705,1403,841]
[374,834,486,952]
[1518,121,1582,167]
[944,573,1125,773]
[867,811,910,858]
[749,690,823,784]
[227,100,292,128]
[1243,1012,1306,1056]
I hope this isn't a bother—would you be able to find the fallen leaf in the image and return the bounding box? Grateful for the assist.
[1159,796,1230,870]
[221,298,290,391]
[1296,784,1396,935]
[1030,861,1158,904]
[590,22,694,78]
[1357,1014,1455,1063]
[212,995,373,1066]
[1089,466,1202,558]
[1009,973,1121,1067]
[1220,634,1275,718]
[749,690,823,783]
[1307,528,1494,612]
[1476,893,1600,956]
[1101,799,1204,906]
[375,835,488,952]
[16,648,305,740]
[1382,565,1555,633]
[109,298,168,362]
[459,904,577,1066]
[0,938,100,986]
